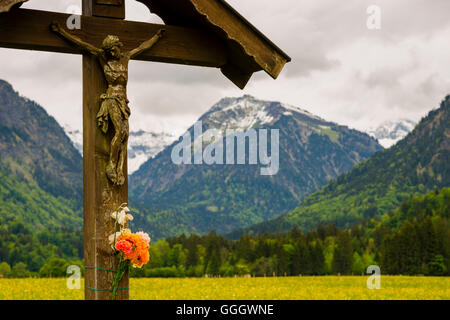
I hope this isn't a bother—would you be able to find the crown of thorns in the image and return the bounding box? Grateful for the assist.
[101,35,123,50]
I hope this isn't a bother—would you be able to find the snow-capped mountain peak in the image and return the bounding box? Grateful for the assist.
[63,125,177,174]
[127,130,177,173]
[367,119,416,148]
[62,124,82,154]
[201,95,324,132]
[204,95,275,130]
[279,103,324,121]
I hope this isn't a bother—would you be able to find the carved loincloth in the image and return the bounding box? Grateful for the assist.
[97,93,130,134]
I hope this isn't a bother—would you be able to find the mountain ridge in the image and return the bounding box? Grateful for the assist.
[0,79,83,230]
[367,119,417,148]
[228,94,450,238]
[0,79,82,204]
[130,95,383,238]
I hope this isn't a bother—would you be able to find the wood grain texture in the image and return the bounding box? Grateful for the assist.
[0,0,27,13]
[0,8,227,68]
[92,0,125,19]
[190,0,289,79]
[82,0,128,300]
[137,0,291,88]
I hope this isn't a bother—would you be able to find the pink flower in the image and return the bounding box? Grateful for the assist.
[136,231,151,245]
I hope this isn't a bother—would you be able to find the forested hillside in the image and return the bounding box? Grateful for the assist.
[131,188,450,278]
[231,95,450,237]
[0,215,83,277]
[0,79,83,229]
[2,188,447,278]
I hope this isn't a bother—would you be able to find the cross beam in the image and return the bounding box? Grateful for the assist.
[0,8,227,67]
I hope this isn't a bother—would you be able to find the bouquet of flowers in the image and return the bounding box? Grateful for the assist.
[109,203,150,300]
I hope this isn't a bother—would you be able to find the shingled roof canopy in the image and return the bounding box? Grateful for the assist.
[1,0,290,89]
[136,0,291,89]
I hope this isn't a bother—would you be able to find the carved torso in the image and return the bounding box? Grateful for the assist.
[100,55,129,100]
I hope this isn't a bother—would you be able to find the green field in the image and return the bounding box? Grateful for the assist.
[0,277,449,300]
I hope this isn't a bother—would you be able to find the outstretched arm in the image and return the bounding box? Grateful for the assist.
[127,29,165,59]
[50,22,102,56]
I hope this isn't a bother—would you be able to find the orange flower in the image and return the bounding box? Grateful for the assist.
[116,232,150,268]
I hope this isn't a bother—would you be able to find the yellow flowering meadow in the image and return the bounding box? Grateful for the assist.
[0,277,448,300]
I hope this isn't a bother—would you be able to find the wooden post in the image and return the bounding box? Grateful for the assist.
[83,0,129,300]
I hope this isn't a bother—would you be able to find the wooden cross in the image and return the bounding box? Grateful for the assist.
[0,0,290,300]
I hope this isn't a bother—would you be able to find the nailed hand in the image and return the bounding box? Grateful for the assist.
[157,29,166,37]
[50,21,61,32]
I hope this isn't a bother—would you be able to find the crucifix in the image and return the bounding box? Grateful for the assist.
[0,0,290,300]
[50,22,166,186]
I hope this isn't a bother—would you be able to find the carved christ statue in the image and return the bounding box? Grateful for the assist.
[51,22,165,186]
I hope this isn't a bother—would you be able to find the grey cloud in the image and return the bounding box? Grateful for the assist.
[127,79,228,117]
[418,74,441,98]
[1,0,449,133]
[364,65,411,89]
[129,60,230,88]
[22,0,80,13]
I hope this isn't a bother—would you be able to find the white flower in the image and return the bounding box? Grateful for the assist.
[111,210,131,226]
[111,211,118,220]
[108,231,122,245]
[118,210,127,225]
[123,206,130,213]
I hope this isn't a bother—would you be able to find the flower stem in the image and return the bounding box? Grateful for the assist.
[111,256,130,300]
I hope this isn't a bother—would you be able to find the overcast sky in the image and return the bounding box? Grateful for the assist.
[1,0,449,135]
